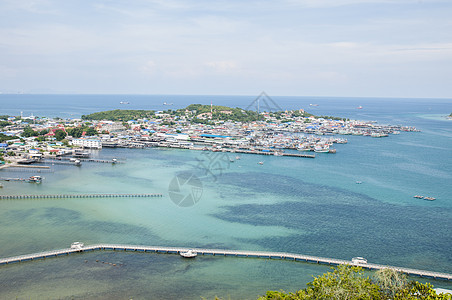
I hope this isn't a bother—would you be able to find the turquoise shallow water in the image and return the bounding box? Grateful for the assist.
[0,95,451,299]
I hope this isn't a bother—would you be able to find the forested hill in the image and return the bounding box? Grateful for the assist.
[81,104,342,123]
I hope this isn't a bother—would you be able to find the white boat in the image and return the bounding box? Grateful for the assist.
[356,106,363,109]
[235,156,241,160]
[180,249,197,258]
[352,257,367,264]
[314,145,329,153]
[163,102,173,106]
[71,242,84,249]
[309,104,319,106]
[258,161,264,165]
[27,176,42,183]
[120,101,129,104]
[356,181,362,184]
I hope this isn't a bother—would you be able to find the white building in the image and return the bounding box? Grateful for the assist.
[71,138,102,149]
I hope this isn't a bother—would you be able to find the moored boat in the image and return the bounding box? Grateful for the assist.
[180,249,197,258]
[27,176,42,183]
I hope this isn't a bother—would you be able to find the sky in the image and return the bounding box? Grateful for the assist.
[0,0,451,98]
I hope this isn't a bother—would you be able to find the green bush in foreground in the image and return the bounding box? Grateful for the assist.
[258,265,451,300]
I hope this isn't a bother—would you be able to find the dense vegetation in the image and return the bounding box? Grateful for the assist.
[66,126,97,138]
[258,265,451,300]
[0,120,10,128]
[21,125,49,137]
[0,133,19,143]
[82,109,155,121]
[80,105,347,124]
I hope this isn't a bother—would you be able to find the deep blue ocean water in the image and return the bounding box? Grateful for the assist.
[0,94,451,299]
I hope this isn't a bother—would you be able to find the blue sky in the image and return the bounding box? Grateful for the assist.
[0,0,451,97]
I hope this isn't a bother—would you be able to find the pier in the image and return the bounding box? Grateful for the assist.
[0,193,163,200]
[0,243,451,281]
[45,157,122,164]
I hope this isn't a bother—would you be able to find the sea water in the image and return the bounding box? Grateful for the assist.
[0,94,451,299]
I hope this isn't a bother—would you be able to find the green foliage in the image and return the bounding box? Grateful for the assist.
[258,265,450,300]
[0,133,19,143]
[184,104,257,122]
[22,125,38,137]
[54,129,67,141]
[82,109,155,121]
[66,126,97,138]
[0,120,10,128]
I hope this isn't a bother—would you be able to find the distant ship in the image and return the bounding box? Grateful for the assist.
[163,102,173,106]
[356,106,363,109]
[120,101,130,104]
[309,104,319,106]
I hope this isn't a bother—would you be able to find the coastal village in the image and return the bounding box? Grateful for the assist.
[0,104,419,168]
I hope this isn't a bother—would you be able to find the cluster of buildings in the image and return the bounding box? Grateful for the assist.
[0,108,418,165]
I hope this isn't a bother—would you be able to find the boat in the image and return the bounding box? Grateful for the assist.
[356,181,362,184]
[258,161,264,165]
[309,104,319,106]
[356,106,363,109]
[120,101,129,104]
[314,145,329,153]
[423,196,436,201]
[413,195,424,199]
[27,176,42,183]
[351,257,367,264]
[71,242,84,249]
[180,249,197,258]
[235,156,241,160]
[163,102,173,106]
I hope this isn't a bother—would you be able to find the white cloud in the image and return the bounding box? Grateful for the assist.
[205,60,238,72]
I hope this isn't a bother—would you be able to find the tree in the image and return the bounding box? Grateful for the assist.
[22,125,38,137]
[85,127,97,136]
[258,265,451,300]
[54,129,67,141]
[375,268,408,299]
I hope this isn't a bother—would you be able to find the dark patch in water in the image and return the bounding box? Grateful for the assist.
[212,200,452,273]
[217,172,377,205]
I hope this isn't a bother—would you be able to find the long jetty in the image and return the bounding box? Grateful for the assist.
[0,193,163,200]
[0,243,451,281]
[44,158,121,164]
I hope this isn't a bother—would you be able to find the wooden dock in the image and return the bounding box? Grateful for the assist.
[0,244,451,281]
[0,193,163,200]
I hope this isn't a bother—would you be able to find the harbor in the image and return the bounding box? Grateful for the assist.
[1,243,451,281]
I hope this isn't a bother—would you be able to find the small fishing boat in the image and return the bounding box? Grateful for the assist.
[71,242,84,249]
[180,249,197,258]
[352,257,367,264]
[258,161,264,165]
[27,176,42,183]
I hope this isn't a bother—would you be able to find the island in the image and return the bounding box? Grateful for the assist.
[0,104,419,167]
